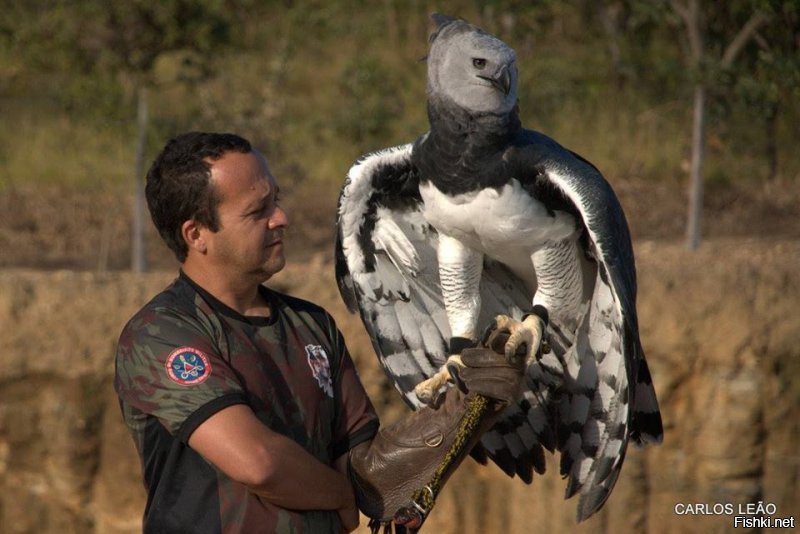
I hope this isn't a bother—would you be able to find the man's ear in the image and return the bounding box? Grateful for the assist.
[182,219,207,254]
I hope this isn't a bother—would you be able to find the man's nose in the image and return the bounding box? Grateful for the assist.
[270,205,289,229]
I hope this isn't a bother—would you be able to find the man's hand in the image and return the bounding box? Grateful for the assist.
[335,454,359,532]
[337,502,359,533]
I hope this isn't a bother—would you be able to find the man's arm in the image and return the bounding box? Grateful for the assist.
[188,404,355,515]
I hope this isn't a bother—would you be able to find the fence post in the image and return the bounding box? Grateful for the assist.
[131,86,148,272]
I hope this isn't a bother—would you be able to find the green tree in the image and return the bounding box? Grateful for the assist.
[2,0,240,270]
[77,1,235,272]
[667,0,770,250]
[726,2,800,181]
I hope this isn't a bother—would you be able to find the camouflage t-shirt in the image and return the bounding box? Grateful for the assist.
[115,272,379,533]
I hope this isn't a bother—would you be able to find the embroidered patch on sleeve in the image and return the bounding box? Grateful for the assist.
[305,344,334,398]
[165,347,212,386]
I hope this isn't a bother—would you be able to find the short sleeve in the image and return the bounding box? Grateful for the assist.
[327,317,380,458]
[115,306,248,442]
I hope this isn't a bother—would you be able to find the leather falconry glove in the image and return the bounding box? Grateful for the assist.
[348,325,525,532]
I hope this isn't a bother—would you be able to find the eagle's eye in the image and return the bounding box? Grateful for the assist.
[472,58,487,69]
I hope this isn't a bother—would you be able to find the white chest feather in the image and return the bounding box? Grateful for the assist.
[419,179,577,259]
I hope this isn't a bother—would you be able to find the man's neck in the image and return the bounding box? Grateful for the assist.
[181,260,271,318]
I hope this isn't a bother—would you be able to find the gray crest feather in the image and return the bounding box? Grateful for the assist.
[431,13,459,30]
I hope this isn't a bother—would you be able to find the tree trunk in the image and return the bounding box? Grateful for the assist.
[686,84,705,251]
[599,1,625,90]
[131,85,148,272]
[765,99,778,181]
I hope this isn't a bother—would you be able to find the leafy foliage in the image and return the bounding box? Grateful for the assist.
[0,1,797,189]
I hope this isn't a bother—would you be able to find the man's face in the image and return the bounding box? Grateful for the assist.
[203,150,289,282]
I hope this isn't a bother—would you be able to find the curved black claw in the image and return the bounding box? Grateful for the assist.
[480,317,514,355]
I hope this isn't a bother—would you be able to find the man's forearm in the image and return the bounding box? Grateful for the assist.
[245,431,355,512]
[189,404,354,513]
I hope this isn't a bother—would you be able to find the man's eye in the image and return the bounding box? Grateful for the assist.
[472,58,486,69]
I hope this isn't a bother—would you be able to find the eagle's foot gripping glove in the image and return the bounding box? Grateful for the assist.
[412,336,478,406]
[487,307,550,366]
[349,340,525,533]
[411,369,450,407]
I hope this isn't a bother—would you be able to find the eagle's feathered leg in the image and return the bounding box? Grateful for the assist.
[437,233,484,344]
[526,237,585,384]
[414,234,483,404]
[531,238,584,328]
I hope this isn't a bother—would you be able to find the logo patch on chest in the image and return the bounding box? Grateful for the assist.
[305,345,333,398]
[165,347,211,386]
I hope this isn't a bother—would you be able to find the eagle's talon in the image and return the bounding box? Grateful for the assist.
[480,317,500,346]
[491,314,545,365]
[414,356,463,406]
[414,378,442,406]
[504,341,527,365]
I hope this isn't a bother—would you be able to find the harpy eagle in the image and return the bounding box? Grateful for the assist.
[335,14,663,521]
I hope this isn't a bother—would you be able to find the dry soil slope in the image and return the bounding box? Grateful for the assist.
[0,239,797,533]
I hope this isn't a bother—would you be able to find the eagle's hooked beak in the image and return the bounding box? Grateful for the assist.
[477,65,511,96]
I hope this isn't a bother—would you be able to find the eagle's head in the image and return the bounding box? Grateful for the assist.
[426,13,518,115]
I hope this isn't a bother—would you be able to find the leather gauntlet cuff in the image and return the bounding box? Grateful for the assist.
[348,387,506,521]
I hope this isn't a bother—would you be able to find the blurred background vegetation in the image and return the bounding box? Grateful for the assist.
[0,0,798,268]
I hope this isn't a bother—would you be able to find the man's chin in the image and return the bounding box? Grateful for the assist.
[260,255,286,280]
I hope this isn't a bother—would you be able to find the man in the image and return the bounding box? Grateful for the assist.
[115,132,525,533]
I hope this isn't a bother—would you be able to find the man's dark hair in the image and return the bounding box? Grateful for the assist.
[145,132,252,262]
